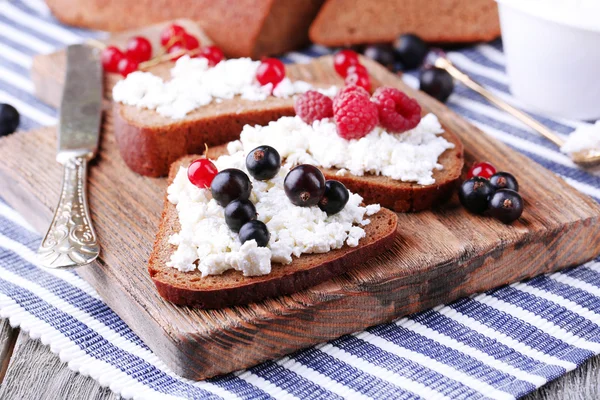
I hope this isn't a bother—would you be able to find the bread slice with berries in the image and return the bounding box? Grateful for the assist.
[309,0,500,46]
[113,61,304,177]
[206,124,464,213]
[148,154,398,308]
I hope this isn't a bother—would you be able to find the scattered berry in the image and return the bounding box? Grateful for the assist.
[393,34,429,70]
[294,90,334,124]
[125,36,152,63]
[211,168,252,207]
[344,71,371,92]
[198,45,224,66]
[318,180,349,215]
[467,162,496,179]
[284,164,326,207]
[168,43,187,61]
[333,49,360,77]
[489,189,523,224]
[371,87,422,133]
[187,158,218,189]
[224,199,257,232]
[363,44,396,70]
[246,145,281,181]
[117,57,139,77]
[490,172,519,192]
[419,67,454,103]
[0,104,19,136]
[160,24,186,47]
[100,46,124,73]
[333,90,379,139]
[256,58,285,87]
[182,33,200,51]
[459,177,495,214]
[239,220,270,247]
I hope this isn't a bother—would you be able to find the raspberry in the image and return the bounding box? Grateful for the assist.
[294,90,333,124]
[333,85,369,109]
[333,91,379,139]
[371,87,422,133]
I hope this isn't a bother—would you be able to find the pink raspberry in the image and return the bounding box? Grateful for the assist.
[294,90,334,124]
[371,87,422,133]
[333,90,379,140]
[332,84,370,109]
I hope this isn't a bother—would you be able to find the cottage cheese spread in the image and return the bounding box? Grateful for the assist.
[227,114,454,185]
[112,56,337,119]
[166,151,380,276]
[560,121,600,156]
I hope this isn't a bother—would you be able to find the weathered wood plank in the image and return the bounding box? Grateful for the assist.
[2,24,600,380]
[0,331,118,400]
[0,320,18,385]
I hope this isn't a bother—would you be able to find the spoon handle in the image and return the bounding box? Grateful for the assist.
[435,57,565,148]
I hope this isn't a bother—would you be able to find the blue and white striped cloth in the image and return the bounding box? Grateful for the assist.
[2,1,600,399]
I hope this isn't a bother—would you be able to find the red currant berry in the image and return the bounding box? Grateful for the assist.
[168,44,187,61]
[188,158,218,189]
[467,161,497,179]
[182,33,200,51]
[256,58,285,87]
[333,49,360,77]
[198,45,224,66]
[160,24,186,47]
[101,46,124,73]
[125,36,152,63]
[345,64,368,78]
[344,72,371,92]
[117,57,139,77]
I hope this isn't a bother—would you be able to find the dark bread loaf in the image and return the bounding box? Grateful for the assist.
[310,0,501,46]
[206,127,464,212]
[148,155,399,308]
[45,0,325,58]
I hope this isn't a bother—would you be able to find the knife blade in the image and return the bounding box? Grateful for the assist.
[38,44,102,269]
[57,44,103,163]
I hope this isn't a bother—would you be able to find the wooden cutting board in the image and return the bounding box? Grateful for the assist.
[3,27,600,381]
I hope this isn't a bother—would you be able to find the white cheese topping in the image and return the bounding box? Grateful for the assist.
[112,56,337,119]
[166,151,380,276]
[227,114,454,185]
[560,121,600,156]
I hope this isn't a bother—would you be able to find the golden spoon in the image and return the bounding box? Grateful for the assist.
[434,57,600,168]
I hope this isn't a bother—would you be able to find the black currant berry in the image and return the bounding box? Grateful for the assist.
[0,103,19,136]
[284,164,326,207]
[419,67,454,103]
[224,199,257,232]
[489,189,523,224]
[489,172,519,192]
[393,34,429,70]
[318,180,349,215]
[246,145,281,181]
[210,168,252,207]
[239,220,270,247]
[459,177,495,214]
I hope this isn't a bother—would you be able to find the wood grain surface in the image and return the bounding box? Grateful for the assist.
[4,48,600,380]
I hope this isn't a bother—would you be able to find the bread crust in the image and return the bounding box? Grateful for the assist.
[148,155,398,308]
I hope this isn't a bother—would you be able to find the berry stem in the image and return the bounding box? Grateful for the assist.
[139,47,201,70]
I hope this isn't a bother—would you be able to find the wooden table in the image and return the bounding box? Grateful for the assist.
[0,319,598,399]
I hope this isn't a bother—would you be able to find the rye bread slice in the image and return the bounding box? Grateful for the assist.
[206,128,464,212]
[148,155,399,308]
[309,0,500,46]
[113,63,302,177]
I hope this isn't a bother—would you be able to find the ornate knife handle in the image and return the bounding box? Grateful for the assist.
[38,156,99,268]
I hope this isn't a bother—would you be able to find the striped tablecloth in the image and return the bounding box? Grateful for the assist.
[2,1,600,399]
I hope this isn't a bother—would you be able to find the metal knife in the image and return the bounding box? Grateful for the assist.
[38,44,103,269]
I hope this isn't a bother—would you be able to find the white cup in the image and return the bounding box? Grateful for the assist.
[496,0,600,120]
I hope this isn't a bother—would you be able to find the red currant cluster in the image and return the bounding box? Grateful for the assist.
[255,58,286,91]
[333,50,371,92]
[100,24,225,77]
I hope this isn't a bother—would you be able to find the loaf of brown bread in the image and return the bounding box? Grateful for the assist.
[207,127,464,212]
[310,0,501,46]
[45,0,324,58]
[148,155,399,308]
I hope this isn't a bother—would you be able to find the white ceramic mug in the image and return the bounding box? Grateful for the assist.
[496,0,600,120]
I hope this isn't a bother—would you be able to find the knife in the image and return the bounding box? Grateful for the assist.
[38,44,103,269]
